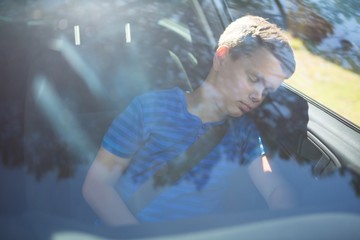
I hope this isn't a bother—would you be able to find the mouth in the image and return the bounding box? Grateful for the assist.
[239,101,252,113]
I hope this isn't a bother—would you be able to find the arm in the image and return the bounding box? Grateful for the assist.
[82,147,138,226]
[248,155,298,209]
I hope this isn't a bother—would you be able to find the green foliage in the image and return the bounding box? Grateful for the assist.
[287,35,360,127]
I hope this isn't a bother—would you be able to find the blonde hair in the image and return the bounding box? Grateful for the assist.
[218,15,295,78]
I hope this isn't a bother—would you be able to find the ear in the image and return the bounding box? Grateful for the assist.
[213,45,229,71]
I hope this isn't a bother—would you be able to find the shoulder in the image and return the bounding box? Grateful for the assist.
[137,87,183,101]
[231,115,264,164]
[231,114,258,132]
[135,87,184,110]
[228,115,261,144]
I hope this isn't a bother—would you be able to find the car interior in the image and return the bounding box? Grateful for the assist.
[1,0,359,238]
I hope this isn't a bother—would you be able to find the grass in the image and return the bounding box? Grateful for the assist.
[285,34,360,127]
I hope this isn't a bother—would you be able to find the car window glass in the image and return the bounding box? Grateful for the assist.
[1,0,215,225]
[1,0,360,238]
[226,0,360,128]
[225,0,360,221]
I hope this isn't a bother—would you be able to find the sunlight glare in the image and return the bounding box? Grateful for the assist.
[125,23,131,43]
[32,75,95,157]
[74,25,81,45]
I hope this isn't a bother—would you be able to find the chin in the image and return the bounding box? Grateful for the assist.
[229,111,244,118]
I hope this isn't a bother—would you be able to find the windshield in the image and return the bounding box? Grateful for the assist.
[226,0,360,128]
[1,0,360,239]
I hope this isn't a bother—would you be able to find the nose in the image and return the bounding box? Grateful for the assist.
[249,84,265,103]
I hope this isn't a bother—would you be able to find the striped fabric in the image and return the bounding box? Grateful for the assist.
[102,87,264,222]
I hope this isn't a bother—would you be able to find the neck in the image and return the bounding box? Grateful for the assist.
[186,80,226,123]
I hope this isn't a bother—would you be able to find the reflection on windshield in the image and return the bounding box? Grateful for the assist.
[50,37,106,99]
[73,25,81,46]
[0,0,359,237]
[28,75,94,178]
[227,0,360,73]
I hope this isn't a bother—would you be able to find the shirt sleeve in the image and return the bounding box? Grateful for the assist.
[101,97,145,158]
[239,116,265,165]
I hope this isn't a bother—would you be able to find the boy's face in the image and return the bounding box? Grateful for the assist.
[212,46,287,118]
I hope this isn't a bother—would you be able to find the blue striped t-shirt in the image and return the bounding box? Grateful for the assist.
[102,87,264,222]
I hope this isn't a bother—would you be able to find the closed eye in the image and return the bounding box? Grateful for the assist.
[248,73,259,83]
